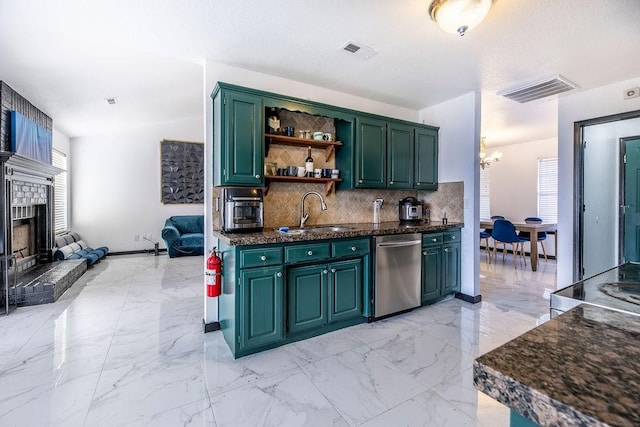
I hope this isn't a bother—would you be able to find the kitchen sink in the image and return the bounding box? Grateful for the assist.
[275,225,354,234]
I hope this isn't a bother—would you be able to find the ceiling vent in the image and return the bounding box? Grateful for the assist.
[341,41,377,60]
[105,97,118,105]
[497,75,579,103]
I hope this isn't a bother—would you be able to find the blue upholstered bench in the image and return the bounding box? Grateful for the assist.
[53,232,108,266]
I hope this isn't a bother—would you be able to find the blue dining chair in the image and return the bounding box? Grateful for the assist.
[486,215,505,256]
[480,229,491,261]
[491,219,527,267]
[518,217,548,261]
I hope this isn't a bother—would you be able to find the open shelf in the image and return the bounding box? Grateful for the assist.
[265,134,343,161]
[264,175,342,196]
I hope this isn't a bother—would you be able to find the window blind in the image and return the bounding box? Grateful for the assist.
[52,149,68,234]
[479,167,491,221]
[538,157,558,223]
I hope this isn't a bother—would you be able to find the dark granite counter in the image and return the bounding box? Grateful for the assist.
[474,304,640,427]
[212,221,463,246]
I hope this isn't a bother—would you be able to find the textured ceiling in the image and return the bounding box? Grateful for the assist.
[0,0,639,145]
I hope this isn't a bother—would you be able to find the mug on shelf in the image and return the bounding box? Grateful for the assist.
[297,166,306,177]
[322,168,332,178]
[322,133,332,141]
[287,166,298,176]
[312,131,324,140]
[285,126,295,137]
[277,168,287,176]
[314,168,322,178]
[331,169,339,179]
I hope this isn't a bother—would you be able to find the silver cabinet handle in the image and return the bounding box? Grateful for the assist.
[423,251,426,255]
[260,255,267,261]
[323,270,328,275]
[350,246,357,251]
[451,236,456,240]
[444,248,449,253]
[255,174,261,179]
[331,268,336,273]
[307,250,313,256]
[416,182,420,186]
[358,179,363,184]
[432,238,437,242]
[276,272,282,277]
[390,181,394,185]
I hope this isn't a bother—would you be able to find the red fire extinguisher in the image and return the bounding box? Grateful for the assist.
[206,248,222,297]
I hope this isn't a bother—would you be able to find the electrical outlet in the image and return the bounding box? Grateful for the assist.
[624,87,640,100]
[134,235,139,241]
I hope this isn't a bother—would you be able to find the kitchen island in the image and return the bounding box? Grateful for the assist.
[473,304,640,426]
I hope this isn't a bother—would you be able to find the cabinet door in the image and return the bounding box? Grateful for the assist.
[415,127,438,190]
[421,245,442,303]
[355,116,386,188]
[239,266,284,350]
[442,242,461,295]
[387,123,414,189]
[222,91,263,186]
[287,264,328,333]
[328,259,363,323]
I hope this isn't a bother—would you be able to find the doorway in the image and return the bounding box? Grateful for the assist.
[621,136,640,262]
[575,113,640,280]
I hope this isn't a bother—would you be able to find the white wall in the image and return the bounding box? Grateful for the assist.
[419,92,481,298]
[70,116,204,252]
[53,128,71,231]
[487,137,557,256]
[558,77,640,287]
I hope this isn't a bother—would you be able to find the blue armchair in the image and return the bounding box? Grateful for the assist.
[161,215,204,258]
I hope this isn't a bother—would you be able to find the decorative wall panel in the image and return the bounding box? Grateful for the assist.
[160,140,204,204]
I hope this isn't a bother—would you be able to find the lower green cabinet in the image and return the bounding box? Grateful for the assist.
[239,266,285,350]
[329,259,363,323]
[421,229,461,304]
[288,259,363,333]
[287,265,328,333]
[421,245,442,303]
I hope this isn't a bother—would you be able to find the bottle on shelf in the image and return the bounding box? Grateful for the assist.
[305,146,314,177]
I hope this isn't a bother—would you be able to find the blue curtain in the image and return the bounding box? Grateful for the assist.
[10,111,52,164]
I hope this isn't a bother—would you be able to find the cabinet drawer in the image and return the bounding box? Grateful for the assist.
[285,243,331,264]
[422,233,443,246]
[443,229,461,243]
[239,247,283,268]
[332,239,370,258]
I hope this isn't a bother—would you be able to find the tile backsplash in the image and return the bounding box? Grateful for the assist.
[212,181,464,230]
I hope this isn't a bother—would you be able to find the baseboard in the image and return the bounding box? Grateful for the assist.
[108,248,167,256]
[203,320,220,333]
[480,246,556,260]
[455,292,482,304]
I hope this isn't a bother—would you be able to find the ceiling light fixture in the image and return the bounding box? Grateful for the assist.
[428,0,495,36]
[479,137,502,169]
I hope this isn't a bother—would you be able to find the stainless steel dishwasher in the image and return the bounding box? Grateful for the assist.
[373,233,422,319]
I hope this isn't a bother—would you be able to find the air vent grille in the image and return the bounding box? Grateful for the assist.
[497,75,578,103]
[340,41,377,60]
[343,43,361,54]
[105,97,118,105]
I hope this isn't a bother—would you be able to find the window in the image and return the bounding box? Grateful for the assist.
[52,149,68,234]
[479,167,491,221]
[538,157,558,223]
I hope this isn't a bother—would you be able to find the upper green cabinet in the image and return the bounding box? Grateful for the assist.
[213,88,263,186]
[387,123,415,189]
[415,127,438,190]
[354,115,438,190]
[354,116,387,188]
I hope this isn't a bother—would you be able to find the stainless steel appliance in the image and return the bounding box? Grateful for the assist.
[399,197,423,222]
[220,187,264,232]
[373,233,422,318]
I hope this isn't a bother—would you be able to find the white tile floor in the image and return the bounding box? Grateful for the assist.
[0,253,557,426]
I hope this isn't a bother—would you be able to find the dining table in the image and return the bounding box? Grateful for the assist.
[480,221,557,272]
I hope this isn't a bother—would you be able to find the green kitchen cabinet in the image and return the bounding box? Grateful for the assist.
[213,88,263,186]
[354,116,387,188]
[415,127,438,190]
[421,229,461,304]
[288,258,363,333]
[328,259,363,323]
[421,245,442,303]
[387,122,414,189]
[287,264,328,334]
[442,240,461,294]
[238,266,285,350]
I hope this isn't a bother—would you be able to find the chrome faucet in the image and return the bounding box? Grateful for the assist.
[299,191,327,227]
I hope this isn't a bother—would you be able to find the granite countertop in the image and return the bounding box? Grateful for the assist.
[212,221,463,246]
[474,304,640,427]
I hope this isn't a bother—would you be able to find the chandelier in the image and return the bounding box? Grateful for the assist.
[479,137,502,169]
[428,0,495,37]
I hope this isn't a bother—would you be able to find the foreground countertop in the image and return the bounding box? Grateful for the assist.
[474,304,640,427]
[212,221,463,246]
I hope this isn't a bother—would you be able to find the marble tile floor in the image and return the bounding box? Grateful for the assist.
[0,253,557,426]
